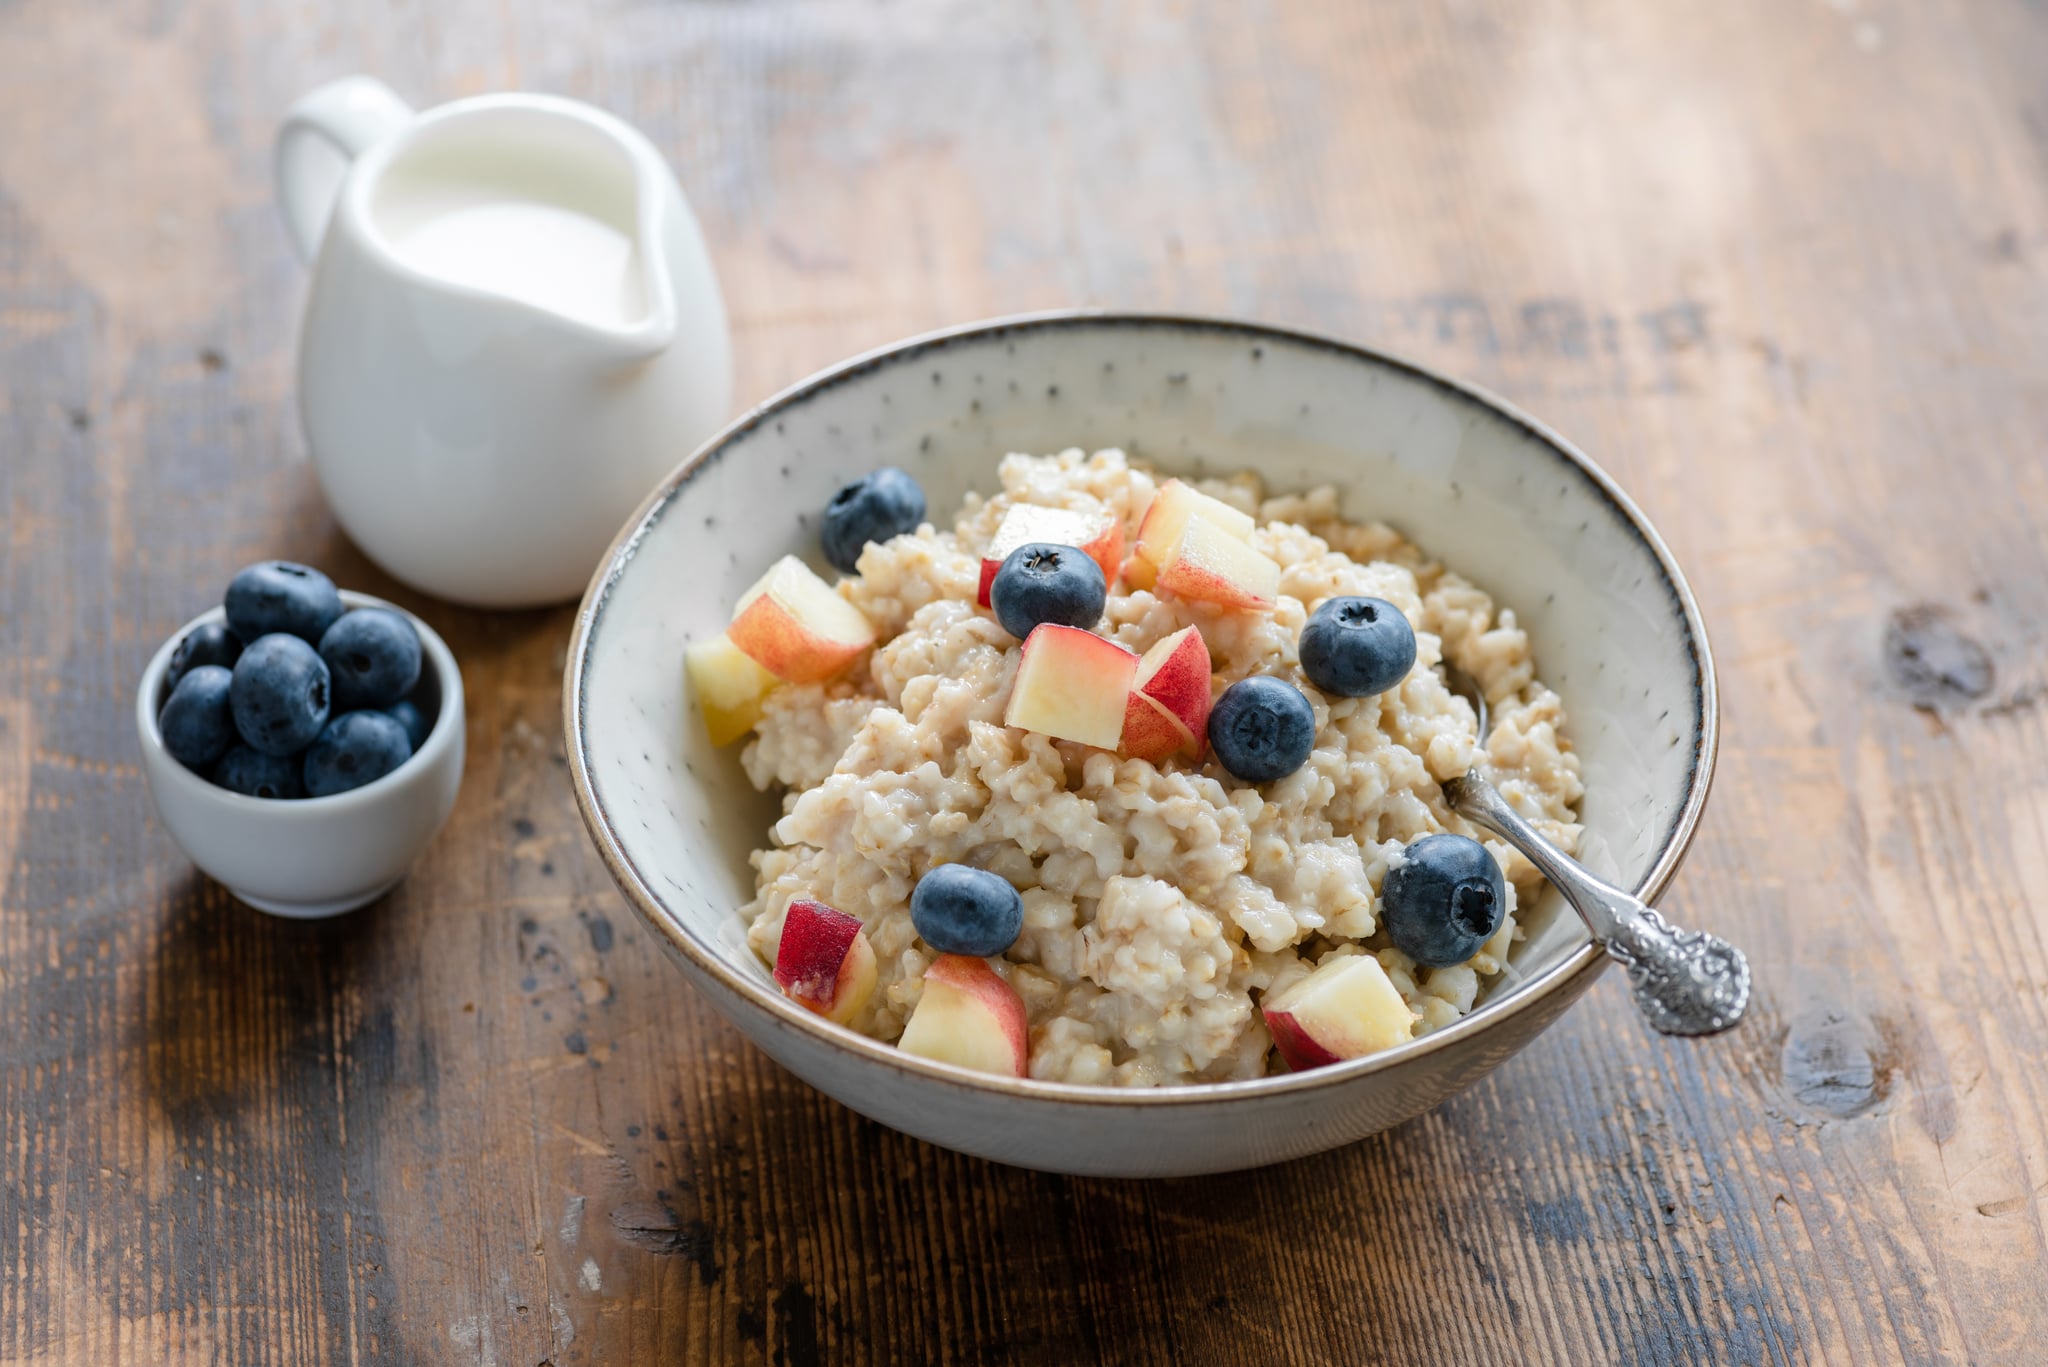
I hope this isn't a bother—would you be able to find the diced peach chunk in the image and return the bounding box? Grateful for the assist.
[977,505,1124,607]
[1120,692,1189,762]
[1155,515,1281,610]
[684,632,780,746]
[1134,479,1256,569]
[773,899,878,1025]
[728,555,875,683]
[897,954,1029,1076]
[1133,626,1211,747]
[1263,955,1416,1071]
[1004,624,1139,750]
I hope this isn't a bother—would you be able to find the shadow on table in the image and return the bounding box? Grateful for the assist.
[130,868,413,1340]
[141,867,399,1143]
[635,1051,1466,1366]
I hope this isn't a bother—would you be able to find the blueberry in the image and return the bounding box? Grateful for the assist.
[989,542,1108,639]
[384,697,432,750]
[158,664,237,770]
[212,744,306,800]
[224,560,345,645]
[910,864,1024,957]
[1207,675,1316,782]
[166,622,242,690]
[1298,596,1417,698]
[229,634,331,756]
[820,467,926,573]
[1381,833,1506,968]
[302,710,414,797]
[319,607,422,709]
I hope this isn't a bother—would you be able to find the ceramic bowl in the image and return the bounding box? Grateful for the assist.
[566,313,1718,1177]
[137,591,466,918]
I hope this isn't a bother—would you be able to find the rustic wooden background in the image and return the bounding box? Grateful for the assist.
[3,0,2045,1362]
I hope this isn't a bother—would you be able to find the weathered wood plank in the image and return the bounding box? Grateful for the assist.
[2,0,2047,1362]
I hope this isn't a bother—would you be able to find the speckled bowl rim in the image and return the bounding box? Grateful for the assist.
[564,310,1720,1108]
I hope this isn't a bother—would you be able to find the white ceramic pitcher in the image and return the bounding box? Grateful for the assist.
[275,76,733,608]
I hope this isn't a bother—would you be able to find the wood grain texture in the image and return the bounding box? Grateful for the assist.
[3,0,2046,1362]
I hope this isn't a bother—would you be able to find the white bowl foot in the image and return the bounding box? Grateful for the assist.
[232,878,400,919]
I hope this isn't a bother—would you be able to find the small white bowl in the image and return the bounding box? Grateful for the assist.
[137,590,466,917]
[567,312,1718,1176]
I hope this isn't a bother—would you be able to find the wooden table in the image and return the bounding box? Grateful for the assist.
[4,1,2044,1362]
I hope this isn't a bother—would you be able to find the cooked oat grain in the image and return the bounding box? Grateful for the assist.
[741,448,1582,1086]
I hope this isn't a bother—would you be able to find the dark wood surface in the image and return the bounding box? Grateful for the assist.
[4,1,2046,1362]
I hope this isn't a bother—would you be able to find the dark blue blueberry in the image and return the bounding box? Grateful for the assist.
[229,634,331,756]
[319,607,422,709]
[166,622,242,690]
[989,542,1108,639]
[302,710,414,797]
[224,561,344,645]
[1381,833,1506,968]
[820,467,926,572]
[1298,596,1417,698]
[1207,675,1316,783]
[212,744,305,800]
[158,664,237,770]
[910,864,1024,957]
[384,697,431,750]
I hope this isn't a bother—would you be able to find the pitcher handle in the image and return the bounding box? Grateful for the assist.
[274,76,414,262]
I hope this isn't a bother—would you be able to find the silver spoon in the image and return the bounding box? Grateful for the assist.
[1440,667,1749,1037]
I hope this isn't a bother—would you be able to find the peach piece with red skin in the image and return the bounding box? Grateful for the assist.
[897,954,1029,1076]
[728,555,875,683]
[1155,514,1281,610]
[1264,1009,1344,1070]
[1134,479,1256,569]
[1133,626,1211,747]
[977,505,1124,607]
[1120,691,1189,761]
[1005,624,1139,750]
[773,899,879,1025]
[1262,955,1415,1071]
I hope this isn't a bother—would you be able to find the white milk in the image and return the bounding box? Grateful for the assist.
[378,181,644,331]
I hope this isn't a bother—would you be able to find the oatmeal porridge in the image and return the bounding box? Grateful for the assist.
[683,447,1583,1087]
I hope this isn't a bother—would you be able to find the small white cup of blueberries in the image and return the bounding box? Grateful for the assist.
[135,562,465,918]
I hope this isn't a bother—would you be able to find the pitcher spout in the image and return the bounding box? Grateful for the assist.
[340,92,688,367]
[565,285,676,367]
[577,187,679,365]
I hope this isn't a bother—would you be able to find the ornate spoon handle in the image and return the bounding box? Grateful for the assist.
[1444,770,1750,1037]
